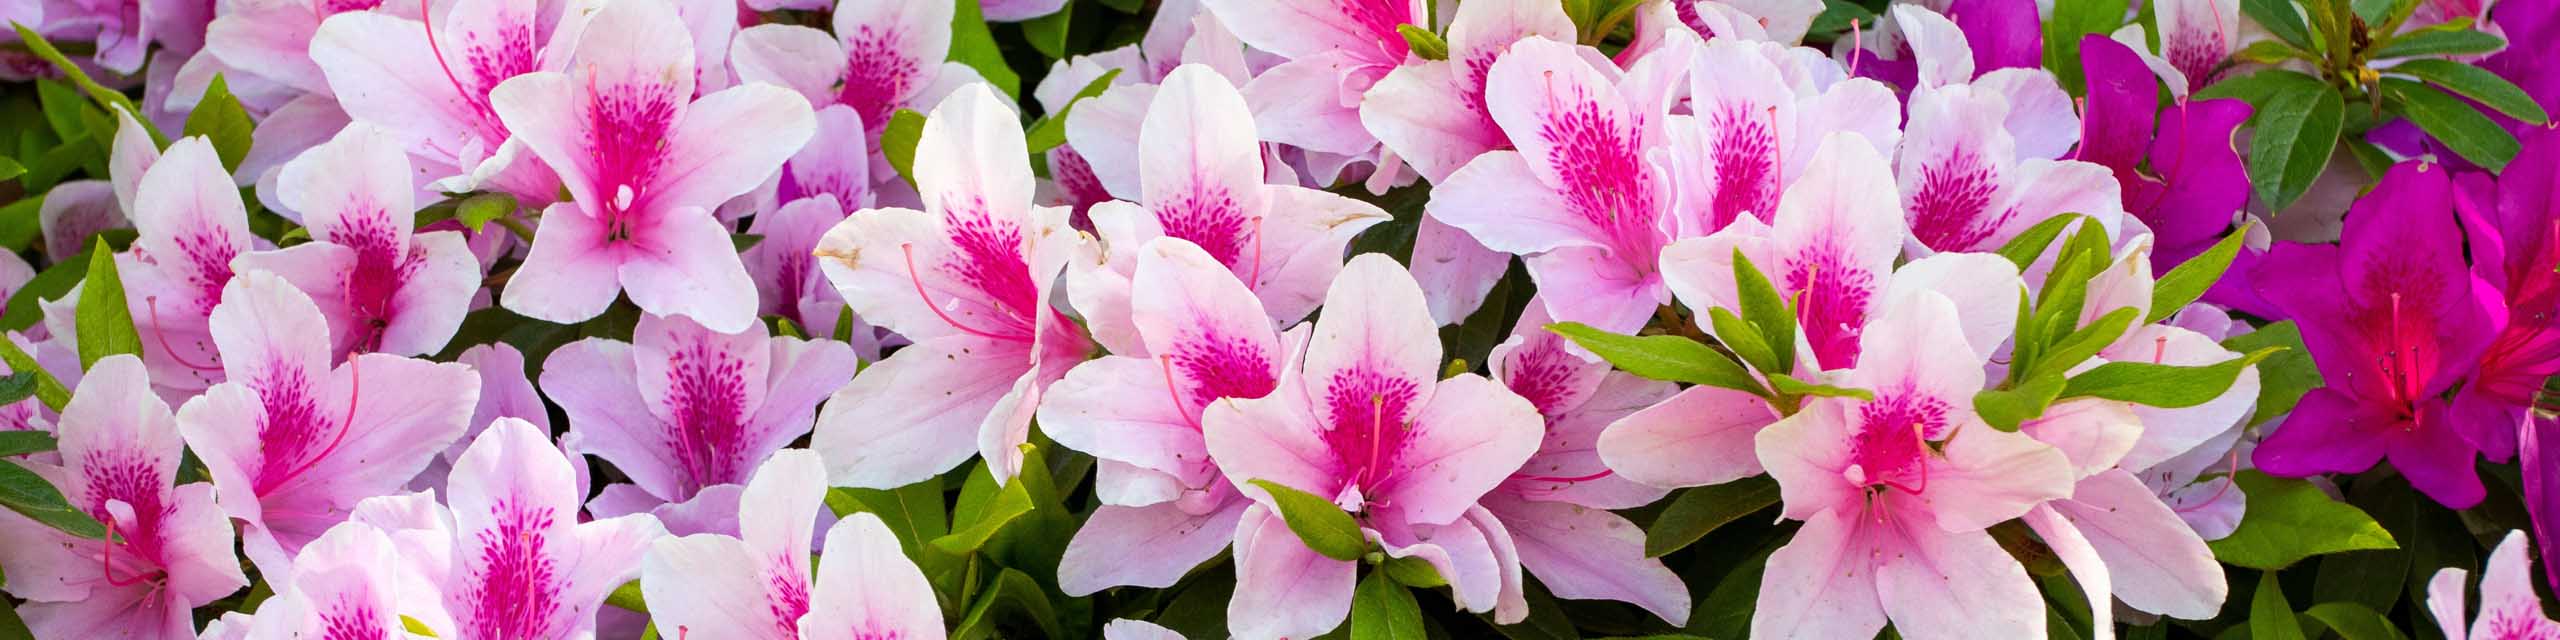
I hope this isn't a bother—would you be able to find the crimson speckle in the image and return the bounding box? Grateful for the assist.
[662,339,753,497]
[1906,148,2006,252]
[1706,100,1780,229]
[840,28,921,134]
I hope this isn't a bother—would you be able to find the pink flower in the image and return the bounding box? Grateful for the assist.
[641,450,944,640]
[117,134,257,397]
[0,355,247,640]
[488,0,814,332]
[234,123,483,358]
[2430,531,2560,639]
[1203,254,1545,639]
[1479,301,1691,624]
[540,311,857,507]
[1041,238,1300,595]
[310,0,574,203]
[1427,35,1679,332]
[1067,64,1389,355]
[729,0,981,145]
[242,520,450,639]
[1657,38,1902,238]
[812,83,1093,487]
[1199,0,1418,160]
[1893,79,2122,256]
[390,418,668,640]
[176,270,480,576]
[1749,291,2074,640]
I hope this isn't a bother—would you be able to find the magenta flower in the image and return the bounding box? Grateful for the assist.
[812,84,1094,487]
[1749,292,2074,640]
[2249,161,2508,509]
[641,450,944,640]
[1428,35,1678,332]
[2072,35,2256,270]
[1203,254,1545,638]
[1042,238,1296,595]
[176,270,480,576]
[540,311,858,507]
[0,355,247,640]
[2427,531,2560,639]
[117,135,257,396]
[1067,64,1388,355]
[2454,126,2560,458]
[1479,302,1691,624]
[234,123,482,358]
[487,0,814,332]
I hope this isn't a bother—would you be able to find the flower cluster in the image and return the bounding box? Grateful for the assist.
[0,0,2552,638]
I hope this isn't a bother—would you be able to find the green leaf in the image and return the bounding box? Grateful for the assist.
[2390,59,2549,124]
[1994,213,2087,271]
[2059,347,2282,408]
[0,459,105,538]
[2150,224,2252,323]
[1705,307,1777,375]
[2240,0,2313,50]
[933,460,1035,555]
[1380,554,1445,588]
[9,24,164,145]
[34,79,88,143]
[75,238,143,369]
[0,338,67,412]
[183,75,257,172]
[1645,476,1780,557]
[1248,479,1368,561]
[730,233,763,253]
[2242,73,2344,214]
[604,580,646,612]
[0,197,40,254]
[951,568,1066,640]
[1021,2,1072,60]
[1807,0,1878,38]
[2035,306,2140,380]
[2371,27,2504,59]
[0,428,53,457]
[1351,570,1424,640]
[0,156,21,182]
[2232,39,2310,64]
[454,193,517,233]
[946,0,1021,99]
[2221,322,2320,425]
[2384,77,2521,169]
[881,108,928,188]
[1024,68,1121,154]
[1767,374,1873,401]
[1397,24,1448,61]
[1974,372,2066,431]
[2302,602,2408,640]
[2249,571,2306,640]
[2209,471,2398,569]
[1546,322,1765,394]
[1732,250,1796,374]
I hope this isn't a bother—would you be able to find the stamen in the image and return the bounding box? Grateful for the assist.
[1516,469,1615,484]
[899,243,1012,341]
[2174,448,2244,514]
[272,358,366,487]
[1848,19,1864,77]
[420,3,474,121]
[1159,358,1199,430]
[144,297,224,372]
[99,520,144,587]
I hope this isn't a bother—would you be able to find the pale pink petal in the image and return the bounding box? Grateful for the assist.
[1226,504,1356,640]
[1752,507,1888,640]
[1202,373,1341,508]
[1359,61,1500,183]
[39,180,126,259]
[1974,68,2080,160]
[1105,619,1187,640]
[1040,356,1216,486]
[653,84,818,215]
[2429,567,2473,640]
[2105,325,2260,472]
[1057,497,1250,596]
[1599,385,1780,489]
[1241,53,1378,155]
[1428,151,1593,255]
[1376,373,1541,526]
[1199,0,1412,61]
[1299,254,1444,409]
[1484,494,1690,625]
[1872,510,2045,640]
[618,207,761,334]
[1768,134,1906,369]
[2050,469,2227,619]
[1924,425,2075,532]
[1890,5,1974,88]
[1523,247,1666,333]
[500,203,624,325]
[2024,505,2115,640]
[642,534,782,640]
[813,336,1032,488]
[914,84,1036,225]
[376,231,482,356]
[1246,185,1389,325]
[1408,215,1511,325]
[2021,399,2143,477]
[1141,64,1266,226]
[798,513,946,640]
[1881,252,2024,361]
[1062,83,1156,201]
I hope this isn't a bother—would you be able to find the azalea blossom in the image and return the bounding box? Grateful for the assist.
[310,0,576,203]
[176,270,480,576]
[117,133,257,396]
[728,0,980,148]
[1203,254,1545,639]
[641,449,944,640]
[233,122,481,357]
[242,519,452,639]
[0,355,246,640]
[1042,238,1300,595]
[541,311,858,508]
[2072,35,2255,271]
[2249,161,2507,509]
[489,0,814,331]
[2454,125,2560,458]
[2427,530,2560,639]
[1067,63,1389,355]
[1750,291,2074,640]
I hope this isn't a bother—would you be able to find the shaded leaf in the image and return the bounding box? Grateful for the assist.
[1547,322,1764,395]
[1645,476,1780,557]
[2209,471,2398,569]
[75,238,142,369]
[1351,570,1424,640]
[1249,479,1368,561]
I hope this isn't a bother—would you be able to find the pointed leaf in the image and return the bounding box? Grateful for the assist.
[1645,476,1780,557]
[2150,224,2252,323]
[75,238,141,369]
[1352,569,1425,640]
[183,75,256,172]
[1547,322,1765,395]
[1248,479,1368,561]
[2209,471,2398,569]
[0,459,104,538]
[2390,59,2548,124]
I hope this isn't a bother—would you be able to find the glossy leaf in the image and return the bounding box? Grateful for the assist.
[75,238,142,369]
[1351,569,1424,640]
[2150,224,2253,323]
[2059,347,2282,408]
[1645,476,1780,557]
[1248,479,1368,561]
[2209,471,2398,569]
[1547,322,1765,395]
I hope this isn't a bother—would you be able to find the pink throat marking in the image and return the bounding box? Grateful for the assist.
[1157,183,1254,269]
[1706,101,1781,229]
[1536,75,1665,272]
[840,28,922,135]
[463,498,563,639]
[1847,392,1949,495]
[1907,148,2008,252]
[1785,246,1875,368]
[584,74,680,239]
[662,338,753,497]
[1336,0,1413,61]
[333,208,411,353]
[1321,367,1421,500]
[255,359,365,495]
